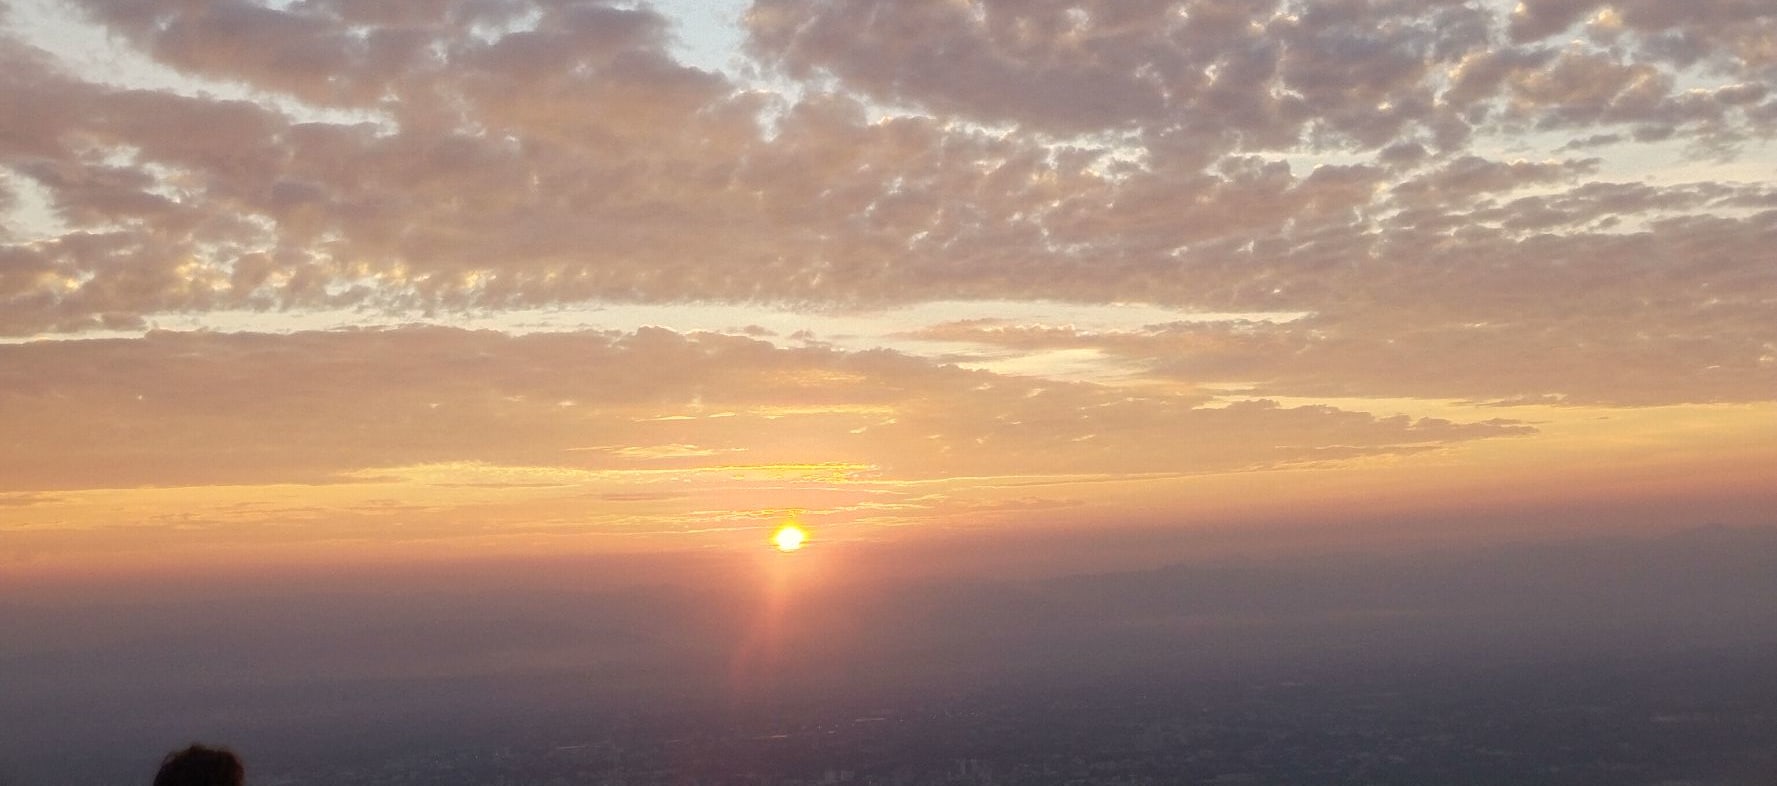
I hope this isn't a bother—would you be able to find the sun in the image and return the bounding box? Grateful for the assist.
[772,524,807,553]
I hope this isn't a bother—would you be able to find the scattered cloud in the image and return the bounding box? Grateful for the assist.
[0,0,1767,336]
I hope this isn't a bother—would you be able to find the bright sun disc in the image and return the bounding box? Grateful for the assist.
[772,525,807,552]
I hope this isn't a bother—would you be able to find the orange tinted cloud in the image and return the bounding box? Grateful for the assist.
[0,326,1534,493]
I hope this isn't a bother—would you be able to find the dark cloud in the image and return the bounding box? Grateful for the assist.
[1392,154,1598,201]
[746,0,1494,151]
[1512,1,1777,74]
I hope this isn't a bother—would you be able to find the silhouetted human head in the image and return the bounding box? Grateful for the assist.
[153,745,243,786]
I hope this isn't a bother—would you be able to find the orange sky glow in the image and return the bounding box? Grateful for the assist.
[2,0,1775,588]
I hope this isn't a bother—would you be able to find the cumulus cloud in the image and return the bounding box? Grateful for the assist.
[1511,1,1777,73]
[746,0,1501,152]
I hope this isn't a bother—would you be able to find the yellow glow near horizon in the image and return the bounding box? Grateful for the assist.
[773,524,807,552]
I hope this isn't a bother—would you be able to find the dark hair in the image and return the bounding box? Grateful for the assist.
[153,745,243,786]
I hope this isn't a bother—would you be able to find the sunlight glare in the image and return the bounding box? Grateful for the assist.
[772,524,807,552]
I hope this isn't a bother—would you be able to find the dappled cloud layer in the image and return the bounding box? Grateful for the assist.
[0,1,1771,334]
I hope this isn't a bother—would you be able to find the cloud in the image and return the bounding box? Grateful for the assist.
[0,0,1769,428]
[744,0,1770,153]
[746,0,1494,150]
[1510,1,1777,74]
[1392,154,1599,201]
[0,326,1532,493]
[907,257,1777,407]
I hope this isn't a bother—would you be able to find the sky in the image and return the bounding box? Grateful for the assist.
[1,0,1776,586]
